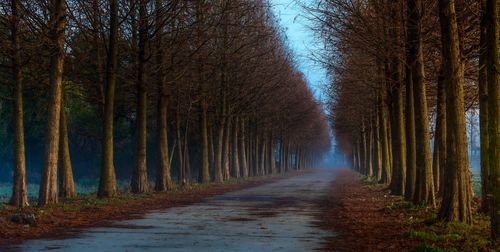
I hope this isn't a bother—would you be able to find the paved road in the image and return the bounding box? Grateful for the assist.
[9,170,335,252]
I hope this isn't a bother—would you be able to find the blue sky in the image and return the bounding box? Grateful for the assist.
[270,0,329,102]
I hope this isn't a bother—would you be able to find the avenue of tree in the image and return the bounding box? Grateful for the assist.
[0,0,330,207]
[309,0,499,239]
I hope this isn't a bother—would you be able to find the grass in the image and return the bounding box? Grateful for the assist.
[411,243,444,252]
[406,230,462,242]
[405,218,493,251]
[0,179,133,203]
[387,201,428,210]
[0,174,277,214]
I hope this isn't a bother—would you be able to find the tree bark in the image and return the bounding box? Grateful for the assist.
[380,92,391,184]
[485,0,500,238]
[270,134,276,174]
[98,0,118,198]
[223,116,232,179]
[131,0,149,194]
[10,0,28,208]
[367,118,374,178]
[233,117,240,178]
[408,0,435,206]
[373,107,382,181]
[478,0,489,214]
[437,0,473,223]
[59,94,76,198]
[240,118,248,177]
[389,75,406,195]
[215,118,225,182]
[176,109,185,185]
[199,99,210,183]
[433,68,447,197]
[39,0,66,206]
[404,64,416,202]
[154,0,173,191]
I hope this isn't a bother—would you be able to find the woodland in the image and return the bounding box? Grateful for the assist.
[0,0,329,207]
[310,0,500,242]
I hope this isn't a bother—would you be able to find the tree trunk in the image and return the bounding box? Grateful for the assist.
[215,118,225,182]
[380,93,391,184]
[233,117,240,178]
[270,134,276,174]
[131,0,149,194]
[198,99,210,183]
[176,109,185,185]
[407,0,435,206]
[437,0,472,223]
[223,116,232,179]
[433,68,447,196]
[373,107,382,181]
[98,0,118,198]
[404,62,416,201]
[156,93,172,190]
[39,0,66,206]
[59,95,76,198]
[240,118,248,177]
[260,133,266,175]
[366,118,374,178]
[478,0,489,214]
[209,121,216,177]
[10,0,28,208]
[485,0,500,238]
[154,0,173,191]
[389,64,406,195]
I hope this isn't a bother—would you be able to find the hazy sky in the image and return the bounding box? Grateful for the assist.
[270,0,329,102]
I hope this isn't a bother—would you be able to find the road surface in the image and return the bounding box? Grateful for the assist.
[9,170,335,252]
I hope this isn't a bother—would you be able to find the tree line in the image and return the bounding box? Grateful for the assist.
[308,0,499,238]
[0,0,330,208]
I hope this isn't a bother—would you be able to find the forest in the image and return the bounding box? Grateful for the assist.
[0,0,330,207]
[310,0,500,243]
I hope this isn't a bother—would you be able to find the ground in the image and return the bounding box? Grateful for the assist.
[320,169,497,252]
[0,175,289,248]
[1,171,335,251]
[2,169,497,251]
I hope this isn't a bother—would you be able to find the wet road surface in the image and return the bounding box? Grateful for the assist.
[9,170,335,252]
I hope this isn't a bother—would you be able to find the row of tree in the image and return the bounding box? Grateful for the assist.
[310,0,499,238]
[0,0,330,207]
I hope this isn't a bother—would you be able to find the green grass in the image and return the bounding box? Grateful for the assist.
[0,179,131,203]
[387,201,428,210]
[411,243,442,252]
[407,230,462,242]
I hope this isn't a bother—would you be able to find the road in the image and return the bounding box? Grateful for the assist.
[9,170,335,252]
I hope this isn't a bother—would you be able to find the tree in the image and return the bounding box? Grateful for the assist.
[485,0,500,238]
[59,93,76,198]
[407,0,434,206]
[98,0,118,198]
[438,0,472,224]
[9,0,28,208]
[39,0,67,206]
[131,0,149,193]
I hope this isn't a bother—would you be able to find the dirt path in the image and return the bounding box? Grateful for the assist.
[7,170,335,252]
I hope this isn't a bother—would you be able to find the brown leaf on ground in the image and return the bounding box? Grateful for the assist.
[317,169,420,252]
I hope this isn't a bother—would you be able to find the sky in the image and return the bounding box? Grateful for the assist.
[270,0,329,102]
[270,1,339,163]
